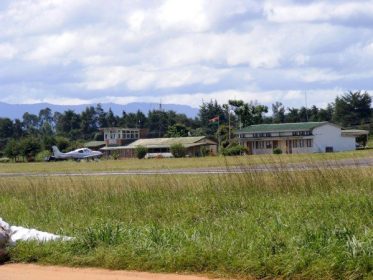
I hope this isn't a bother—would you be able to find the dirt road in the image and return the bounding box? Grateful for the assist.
[0,264,217,280]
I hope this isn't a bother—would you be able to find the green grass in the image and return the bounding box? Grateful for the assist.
[0,148,373,174]
[0,164,372,279]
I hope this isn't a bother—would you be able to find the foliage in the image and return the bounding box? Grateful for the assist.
[200,146,210,157]
[273,147,283,154]
[221,143,247,156]
[35,150,52,162]
[229,99,268,127]
[135,145,148,159]
[166,123,189,137]
[272,102,285,123]
[4,139,21,161]
[110,151,120,160]
[55,136,70,152]
[19,137,41,161]
[0,157,10,163]
[170,143,186,158]
[333,90,372,127]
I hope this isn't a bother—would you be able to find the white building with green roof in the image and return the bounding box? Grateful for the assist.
[236,122,368,154]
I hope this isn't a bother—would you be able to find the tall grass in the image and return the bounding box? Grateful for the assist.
[0,165,372,279]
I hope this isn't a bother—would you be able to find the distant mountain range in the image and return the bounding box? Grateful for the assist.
[0,102,199,119]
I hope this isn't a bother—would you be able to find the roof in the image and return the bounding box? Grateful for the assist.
[84,141,106,148]
[99,127,140,131]
[101,136,217,150]
[236,122,330,133]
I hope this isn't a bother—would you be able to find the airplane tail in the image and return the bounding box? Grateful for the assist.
[52,146,63,157]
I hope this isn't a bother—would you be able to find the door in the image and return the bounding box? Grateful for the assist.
[246,141,253,155]
[286,140,292,154]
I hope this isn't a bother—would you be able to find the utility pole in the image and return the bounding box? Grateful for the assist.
[305,90,309,122]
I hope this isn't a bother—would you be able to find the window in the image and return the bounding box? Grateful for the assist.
[299,140,304,148]
[253,133,271,138]
[255,141,265,149]
[293,140,298,148]
[266,141,272,149]
[306,139,313,147]
[292,131,312,136]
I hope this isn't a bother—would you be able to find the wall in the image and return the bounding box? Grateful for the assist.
[312,124,356,152]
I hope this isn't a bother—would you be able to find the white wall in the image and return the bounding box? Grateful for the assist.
[312,124,355,152]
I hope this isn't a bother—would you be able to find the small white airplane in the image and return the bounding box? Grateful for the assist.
[51,146,103,161]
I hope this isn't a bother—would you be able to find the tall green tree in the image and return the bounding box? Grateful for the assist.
[333,91,372,127]
[272,102,285,123]
[166,123,189,137]
[228,100,268,127]
[80,106,98,139]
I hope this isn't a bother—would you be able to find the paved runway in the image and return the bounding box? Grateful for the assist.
[0,157,372,177]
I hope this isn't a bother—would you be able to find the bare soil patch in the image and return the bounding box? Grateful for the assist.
[0,264,218,280]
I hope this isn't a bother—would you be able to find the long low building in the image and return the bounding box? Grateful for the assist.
[236,122,368,154]
[101,136,218,158]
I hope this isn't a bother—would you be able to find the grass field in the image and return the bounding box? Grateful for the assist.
[0,160,372,279]
[0,148,373,174]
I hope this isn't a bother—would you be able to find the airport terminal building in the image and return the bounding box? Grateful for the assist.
[236,122,368,154]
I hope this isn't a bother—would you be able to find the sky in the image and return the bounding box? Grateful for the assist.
[0,0,372,109]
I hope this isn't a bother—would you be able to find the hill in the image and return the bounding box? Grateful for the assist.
[0,102,199,119]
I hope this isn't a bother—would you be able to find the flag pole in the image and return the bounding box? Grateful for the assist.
[218,116,220,152]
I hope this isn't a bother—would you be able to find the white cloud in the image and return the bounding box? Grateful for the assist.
[264,1,373,24]
[0,43,17,60]
[0,0,372,109]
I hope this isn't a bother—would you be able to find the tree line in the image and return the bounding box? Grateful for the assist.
[0,90,371,161]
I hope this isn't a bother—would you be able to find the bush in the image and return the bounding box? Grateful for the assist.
[111,151,120,160]
[35,150,51,162]
[170,143,186,158]
[135,145,148,159]
[0,157,10,163]
[20,137,41,162]
[273,147,283,154]
[200,146,210,157]
[221,144,247,156]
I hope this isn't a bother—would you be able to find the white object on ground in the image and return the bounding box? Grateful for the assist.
[0,218,72,246]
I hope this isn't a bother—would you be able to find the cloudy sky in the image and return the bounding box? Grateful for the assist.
[0,0,372,109]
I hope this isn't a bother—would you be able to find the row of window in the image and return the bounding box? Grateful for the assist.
[255,141,273,149]
[241,130,313,138]
[292,131,312,136]
[254,139,313,150]
[105,132,140,140]
[292,139,313,148]
[253,133,272,138]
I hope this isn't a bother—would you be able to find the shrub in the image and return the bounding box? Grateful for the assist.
[221,144,247,156]
[0,157,10,163]
[170,143,186,158]
[35,150,51,162]
[273,147,283,154]
[135,145,148,159]
[200,146,210,157]
[19,137,41,162]
[111,151,120,160]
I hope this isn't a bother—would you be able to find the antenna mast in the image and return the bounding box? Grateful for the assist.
[305,90,309,122]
